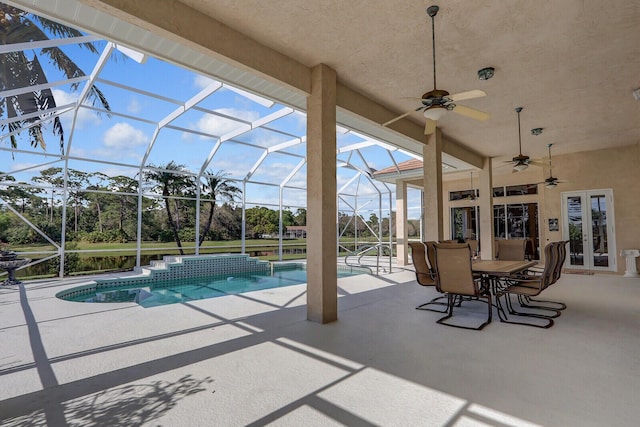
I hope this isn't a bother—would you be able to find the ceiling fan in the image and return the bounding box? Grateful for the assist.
[504,107,547,172]
[538,144,567,188]
[382,5,490,135]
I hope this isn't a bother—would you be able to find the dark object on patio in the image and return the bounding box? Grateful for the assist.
[0,251,31,286]
[433,243,492,330]
[409,241,447,312]
[495,242,562,328]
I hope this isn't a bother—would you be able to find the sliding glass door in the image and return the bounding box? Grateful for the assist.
[493,203,539,259]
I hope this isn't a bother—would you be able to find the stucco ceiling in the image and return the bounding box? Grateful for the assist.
[177,0,640,162]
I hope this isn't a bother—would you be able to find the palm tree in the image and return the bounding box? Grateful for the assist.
[198,170,241,246]
[0,3,110,152]
[144,162,195,255]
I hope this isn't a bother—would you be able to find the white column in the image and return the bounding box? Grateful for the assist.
[621,249,640,277]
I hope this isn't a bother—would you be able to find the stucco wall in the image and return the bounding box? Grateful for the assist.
[542,143,640,274]
[439,143,639,274]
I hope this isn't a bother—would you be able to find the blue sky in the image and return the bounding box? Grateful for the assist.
[2,11,425,220]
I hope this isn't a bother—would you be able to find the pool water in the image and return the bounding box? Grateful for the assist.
[63,267,364,308]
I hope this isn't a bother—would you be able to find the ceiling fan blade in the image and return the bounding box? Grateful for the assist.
[383,109,417,127]
[424,119,436,135]
[449,89,486,102]
[452,104,490,121]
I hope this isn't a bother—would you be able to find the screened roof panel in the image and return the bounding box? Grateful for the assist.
[194,83,276,115]
[97,55,206,102]
[231,125,300,151]
[204,141,267,181]
[145,127,217,171]
[281,187,306,208]
[248,151,304,185]
[2,4,414,216]
[88,80,180,123]
[67,117,156,167]
[258,112,306,137]
[165,108,244,138]
[244,182,280,207]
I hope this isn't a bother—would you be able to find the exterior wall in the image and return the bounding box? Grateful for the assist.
[440,143,640,274]
[542,144,640,274]
[442,168,544,242]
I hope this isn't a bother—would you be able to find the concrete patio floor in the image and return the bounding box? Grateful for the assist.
[0,266,639,426]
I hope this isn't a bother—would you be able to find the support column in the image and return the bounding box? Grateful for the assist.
[395,179,408,266]
[423,129,444,241]
[478,157,494,259]
[306,64,337,324]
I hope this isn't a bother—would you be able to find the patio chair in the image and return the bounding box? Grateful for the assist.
[433,242,492,330]
[519,240,568,311]
[496,239,527,261]
[409,242,447,312]
[494,242,561,328]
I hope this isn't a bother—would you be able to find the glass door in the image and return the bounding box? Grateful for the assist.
[493,203,540,260]
[451,206,478,241]
[561,190,616,271]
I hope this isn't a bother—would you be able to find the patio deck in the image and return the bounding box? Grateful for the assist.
[0,266,638,426]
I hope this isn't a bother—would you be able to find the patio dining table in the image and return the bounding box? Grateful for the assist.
[472,259,538,293]
[472,259,538,278]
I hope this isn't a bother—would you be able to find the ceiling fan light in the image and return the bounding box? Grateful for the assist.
[546,181,557,189]
[513,162,528,172]
[424,107,447,121]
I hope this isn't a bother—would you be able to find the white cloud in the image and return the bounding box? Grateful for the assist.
[195,108,259,138]
[194,75,218,89]
[103,122,148,148]
[127,97,141,114]
[208,159,253,179]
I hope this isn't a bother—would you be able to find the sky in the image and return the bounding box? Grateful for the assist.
[1,8,426,220]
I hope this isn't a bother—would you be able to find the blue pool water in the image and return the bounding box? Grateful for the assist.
[61,266,365,308]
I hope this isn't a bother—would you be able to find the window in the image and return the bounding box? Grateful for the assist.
[505,184,538,196]
[449,189,478,201]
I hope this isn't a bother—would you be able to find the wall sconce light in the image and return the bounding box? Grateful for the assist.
[531,127,543,136]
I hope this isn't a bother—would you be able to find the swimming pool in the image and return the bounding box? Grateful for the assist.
[57,262,368,308]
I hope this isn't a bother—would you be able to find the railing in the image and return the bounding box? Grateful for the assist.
[343,243,393,275]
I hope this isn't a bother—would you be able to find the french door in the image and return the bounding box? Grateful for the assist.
[561,189,616,271]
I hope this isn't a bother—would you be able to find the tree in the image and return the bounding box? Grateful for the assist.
[245,206,279,238]
[0,182,39,213]
[107,175,139,240]
[144,162,194,254]
[198,170,240,246]
[0,3,110,151]
[282,209,295,227]
[294,208,306,226]
[31,166,63,223]
[65,169,90,234]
